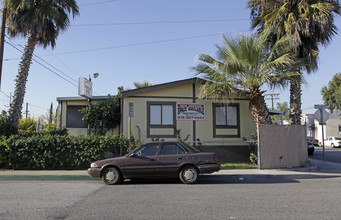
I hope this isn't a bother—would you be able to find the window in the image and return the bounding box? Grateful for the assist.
[147,102,176,138]
[66,106,87,128]
[135,144,159,157]
[213,103,240,138]
[160,143,185,155]
[149,104,174,125]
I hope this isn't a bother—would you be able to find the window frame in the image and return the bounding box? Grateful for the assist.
[147,101,176,138]
[212,103,240,138]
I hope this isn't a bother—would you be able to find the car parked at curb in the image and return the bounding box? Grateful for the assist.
[88,141,221,185]
[322,137,341,148]
[307,141,315,155]
[307,136,319,146]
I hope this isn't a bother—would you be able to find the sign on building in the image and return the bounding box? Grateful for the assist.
[176,103,205,120]
[78,77,92,98]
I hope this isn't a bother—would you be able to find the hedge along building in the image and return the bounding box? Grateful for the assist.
[120,77,256,162]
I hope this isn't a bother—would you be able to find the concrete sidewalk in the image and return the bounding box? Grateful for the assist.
[0,159,340,181]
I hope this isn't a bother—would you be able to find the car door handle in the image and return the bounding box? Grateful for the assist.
[177,157,182,160]
[150,159,155,161]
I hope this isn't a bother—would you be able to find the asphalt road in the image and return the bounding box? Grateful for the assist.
[310,146,341,164]
[1,174,341,220]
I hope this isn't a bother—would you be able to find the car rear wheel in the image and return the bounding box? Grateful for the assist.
[102,167,121,185]
[179,165,199,184]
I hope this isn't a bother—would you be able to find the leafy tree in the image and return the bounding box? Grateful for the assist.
[194,31,299,125]
[5,0,79,127]
[0,111,18,137]
[79,96,120,136]
[133,81,153,88]
[41,103,57,131]
[248,0,341,124]
[18,116,37,132]
[321,73,341,113]
[271,101,290,123]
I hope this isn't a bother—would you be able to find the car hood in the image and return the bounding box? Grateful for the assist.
[92,156,126,168]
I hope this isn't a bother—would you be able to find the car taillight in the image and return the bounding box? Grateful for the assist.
[214,154,218,161]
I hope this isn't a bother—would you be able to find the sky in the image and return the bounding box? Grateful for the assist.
[1,0,341,118]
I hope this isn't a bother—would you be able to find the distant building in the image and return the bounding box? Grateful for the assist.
[301,111,341,143]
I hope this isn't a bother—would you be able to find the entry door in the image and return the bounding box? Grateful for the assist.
[123,143,159,177]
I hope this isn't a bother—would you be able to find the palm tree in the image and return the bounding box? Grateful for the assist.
[248,0,341,124]
[194,31,299,125]
[4,0,79,127]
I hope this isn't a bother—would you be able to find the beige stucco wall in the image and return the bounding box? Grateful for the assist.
[58,99,119,136]
[122,83,256,145]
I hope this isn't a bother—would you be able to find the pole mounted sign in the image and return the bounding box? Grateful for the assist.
[78,77,92,99]
[314,104,329,162]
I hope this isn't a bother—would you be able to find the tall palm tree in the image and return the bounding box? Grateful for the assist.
[248,0,341,124]
[194,31,300,125]
[4,0,79,127]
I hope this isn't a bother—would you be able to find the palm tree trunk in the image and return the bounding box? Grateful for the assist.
[9,33,36,127]
[289,75,302,125]
[249,86,272,125]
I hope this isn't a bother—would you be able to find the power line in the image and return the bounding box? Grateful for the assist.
[6,40,79,87]
[72,18,250,27]
[35,30,251,57]
[79,0,118,7]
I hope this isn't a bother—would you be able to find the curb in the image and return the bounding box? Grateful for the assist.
[0,175,96,181]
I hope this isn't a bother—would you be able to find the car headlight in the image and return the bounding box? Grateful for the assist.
[91,163,98,168]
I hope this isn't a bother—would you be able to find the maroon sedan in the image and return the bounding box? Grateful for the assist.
[88,141,221,184]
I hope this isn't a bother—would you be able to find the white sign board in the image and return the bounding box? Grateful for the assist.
[314,109,329,125]
[129,102,134,118]
[176,103,205,120]
[78,77,92,98]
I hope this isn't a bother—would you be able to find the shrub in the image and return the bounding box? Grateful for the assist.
[1,134,131,170]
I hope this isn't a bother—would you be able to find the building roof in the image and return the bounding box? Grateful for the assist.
[121,77,206,97]
[56,96,111,102]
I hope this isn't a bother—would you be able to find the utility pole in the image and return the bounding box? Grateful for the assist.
[0,8,6,89]
[25,102,29,118]
[265,93,280,110]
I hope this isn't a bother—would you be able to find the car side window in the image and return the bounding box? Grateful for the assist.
[136,144,159,157]
[160,144,185,155]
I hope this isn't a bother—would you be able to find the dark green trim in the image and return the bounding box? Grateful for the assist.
[212,103,240,138]
[147,101,177,138]
[192,83,196,145]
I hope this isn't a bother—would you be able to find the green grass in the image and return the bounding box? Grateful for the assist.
[221,163,257,170]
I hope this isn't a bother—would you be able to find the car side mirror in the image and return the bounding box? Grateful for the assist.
[129,153,138,157]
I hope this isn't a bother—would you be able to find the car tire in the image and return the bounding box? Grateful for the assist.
[331,143,335,148]
[179,165,199,184]
[102,167,121,185]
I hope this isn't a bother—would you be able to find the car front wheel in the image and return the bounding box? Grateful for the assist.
[331,143,335,148]
[102,167,121,185]
[179,165,199,184]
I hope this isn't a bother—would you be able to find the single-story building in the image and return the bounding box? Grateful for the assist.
[57,77,257,162]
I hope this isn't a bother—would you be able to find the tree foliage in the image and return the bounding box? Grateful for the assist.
[321,73,341,113]
[0,111,18,137]
[5,0,79,127]
[194,30,299,125]
[18,116,37,132]
[79,96,121,136]
[248,0,341,124]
